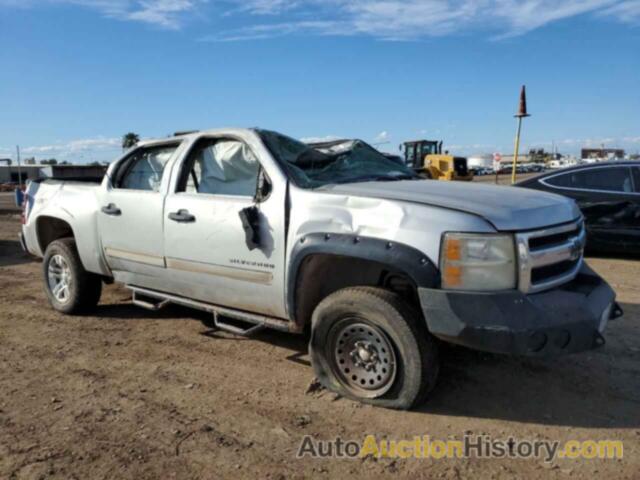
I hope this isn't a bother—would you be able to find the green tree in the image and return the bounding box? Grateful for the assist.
[122,132,140,150]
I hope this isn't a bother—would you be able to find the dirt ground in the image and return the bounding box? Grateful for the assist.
[0,193,19,215]
[0,214,638,479]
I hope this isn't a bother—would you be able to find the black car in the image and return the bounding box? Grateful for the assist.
[518,161,640,254]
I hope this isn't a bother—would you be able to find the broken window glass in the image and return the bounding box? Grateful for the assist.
[259,130,418,188]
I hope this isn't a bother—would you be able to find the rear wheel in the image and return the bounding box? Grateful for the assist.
[43,238,102,314]
[309,287,439,410]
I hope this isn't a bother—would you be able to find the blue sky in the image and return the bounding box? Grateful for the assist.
[0,0,638,163]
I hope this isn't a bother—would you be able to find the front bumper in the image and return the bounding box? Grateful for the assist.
[419,264,620,357]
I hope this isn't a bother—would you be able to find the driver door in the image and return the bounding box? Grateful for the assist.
[163,136,287,318]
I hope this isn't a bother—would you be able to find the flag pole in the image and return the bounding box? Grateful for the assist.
[511,85,531,184]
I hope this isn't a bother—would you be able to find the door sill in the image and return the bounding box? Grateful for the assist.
[126,284,300,333]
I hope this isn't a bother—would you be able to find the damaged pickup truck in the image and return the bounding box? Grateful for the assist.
[21,128,622,409]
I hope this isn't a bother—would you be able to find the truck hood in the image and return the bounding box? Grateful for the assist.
[321,180,581,231]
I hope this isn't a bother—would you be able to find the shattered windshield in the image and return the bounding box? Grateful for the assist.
[258,130,419,188]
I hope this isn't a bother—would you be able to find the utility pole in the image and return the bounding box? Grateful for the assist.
[511,85,531,184]
[16,145,23,189]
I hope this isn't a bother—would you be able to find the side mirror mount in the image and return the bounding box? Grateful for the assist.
[104,171,114,189]
[255,168,272,203]
[238,206,262,250]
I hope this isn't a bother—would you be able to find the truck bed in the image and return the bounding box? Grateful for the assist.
[31,176,104,184]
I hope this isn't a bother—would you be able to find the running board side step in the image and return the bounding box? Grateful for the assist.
[126,285,300,334]
[212,312,265,337]
[132,291,171,311]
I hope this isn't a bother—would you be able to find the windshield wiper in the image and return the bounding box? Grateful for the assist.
[384,174,419,181]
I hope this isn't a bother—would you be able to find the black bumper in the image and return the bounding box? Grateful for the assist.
[418,264,620,357]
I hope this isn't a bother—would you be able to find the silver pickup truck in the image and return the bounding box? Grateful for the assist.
[21,128,621,409]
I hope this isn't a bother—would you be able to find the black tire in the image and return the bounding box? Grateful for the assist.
[43,238,102,314]
[309,287,439,410]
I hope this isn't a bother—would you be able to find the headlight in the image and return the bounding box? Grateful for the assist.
[440,233,516,291]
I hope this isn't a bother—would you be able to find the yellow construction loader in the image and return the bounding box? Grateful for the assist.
[402,140,473,181]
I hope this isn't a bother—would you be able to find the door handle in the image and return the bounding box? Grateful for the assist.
[101,203,121,216]
[168,209,196,223]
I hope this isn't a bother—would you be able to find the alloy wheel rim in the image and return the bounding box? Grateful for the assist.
[47,254,71,304]
[329,319,397,398]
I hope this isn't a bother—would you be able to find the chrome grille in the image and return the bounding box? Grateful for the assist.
[515,219,586,294]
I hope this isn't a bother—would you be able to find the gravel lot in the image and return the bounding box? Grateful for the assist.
[1,211,639,479]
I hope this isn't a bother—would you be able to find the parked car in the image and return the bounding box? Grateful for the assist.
[21,128,620,410]
[470,167,491,176]
[517,161,640,254]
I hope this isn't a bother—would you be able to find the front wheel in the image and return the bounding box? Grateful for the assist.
[309,287,439,410]
[43,238,102,314]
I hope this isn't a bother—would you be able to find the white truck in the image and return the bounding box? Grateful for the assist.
[20,128,621,409]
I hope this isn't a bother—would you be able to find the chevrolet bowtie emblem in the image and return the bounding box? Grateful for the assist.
[569,238,583,261]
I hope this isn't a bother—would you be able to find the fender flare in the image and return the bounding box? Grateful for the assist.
[286,232,439,319]
[34,212,77,254]
[33,211,111,277]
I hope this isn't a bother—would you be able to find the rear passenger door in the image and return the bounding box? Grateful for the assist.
[162,136,287,318]
[98,142,181,285]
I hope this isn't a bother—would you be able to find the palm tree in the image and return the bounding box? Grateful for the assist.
[122,132,140,150]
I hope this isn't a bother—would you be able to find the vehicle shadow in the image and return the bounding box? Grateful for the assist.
[93,302,208,321]
[0,239,35,267]
[94,301,312,364]
[199,328,311,366]
[91,299,639,429]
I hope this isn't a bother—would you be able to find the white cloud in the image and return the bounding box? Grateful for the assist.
[0,0,205,29]
[18,136,121,162]
[600,0,640,22]
[124,0,201,29]
[3,0,638,35]
[206,0,636,41]
[204,20,346,42]
[236,0,300,15]
[373,130,390,143]
[491,0,618,37]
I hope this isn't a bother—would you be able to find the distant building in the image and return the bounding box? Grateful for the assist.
[467,155,494,169]
[0,164,107,184]
[581,148,625,160]
[498,154,531,165]
[0,165,44,183]
[0,158,11,166]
